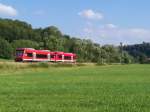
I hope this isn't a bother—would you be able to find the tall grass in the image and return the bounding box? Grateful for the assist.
[0,62,87,70]
[0,62,28,70]
[28,62,49,68]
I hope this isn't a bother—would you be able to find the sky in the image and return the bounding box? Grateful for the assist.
[0,0,150,45]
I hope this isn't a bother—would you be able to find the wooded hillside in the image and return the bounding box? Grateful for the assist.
[0,18,149,64]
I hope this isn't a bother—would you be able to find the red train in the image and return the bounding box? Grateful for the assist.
[15,48,77,62]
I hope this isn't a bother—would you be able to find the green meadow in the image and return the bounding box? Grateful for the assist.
[0,63,150,112]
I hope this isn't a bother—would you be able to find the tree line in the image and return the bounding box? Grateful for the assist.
[123,42,150,64]
[0,18,148,64]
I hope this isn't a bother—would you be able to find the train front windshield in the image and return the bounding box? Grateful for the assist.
[16,50,24,57]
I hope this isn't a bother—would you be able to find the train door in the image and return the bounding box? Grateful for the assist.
[33,52,36,61]
[48,53,51,61]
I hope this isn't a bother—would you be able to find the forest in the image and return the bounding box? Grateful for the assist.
[0,18,149,64]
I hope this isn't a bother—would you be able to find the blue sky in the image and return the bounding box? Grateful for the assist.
[0,0,150,45]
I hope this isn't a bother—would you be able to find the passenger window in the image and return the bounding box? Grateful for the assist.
[64,56,71,60]
[36,54,47,58]
[27,53,33,57]
[51,55,55,58]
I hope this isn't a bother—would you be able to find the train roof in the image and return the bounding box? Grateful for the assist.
[16,48,76,56]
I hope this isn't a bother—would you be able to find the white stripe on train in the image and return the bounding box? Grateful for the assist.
[23,59,75,62]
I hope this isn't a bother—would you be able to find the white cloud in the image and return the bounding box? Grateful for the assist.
[0,3,18,16]
[82,24,150,45]
[78,9,103,20]
[78,9,150,45]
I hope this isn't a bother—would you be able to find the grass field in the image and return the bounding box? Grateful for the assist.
[0,64,150,112]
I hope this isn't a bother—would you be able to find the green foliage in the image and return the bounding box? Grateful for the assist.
[0,38,12,59]
[0,19,38,42]
[123,52,133,64]
[123,42,150,63]
[11,40,39,50]
[139,54,147,64]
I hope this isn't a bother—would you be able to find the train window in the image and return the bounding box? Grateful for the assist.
[16,50,24,56]
[64,56,71,60]
[36,54,47,58]
[58,55,62,59]
[27,53,33,57]
[51,55,55,58]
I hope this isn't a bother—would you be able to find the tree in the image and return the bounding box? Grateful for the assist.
[123,42,150,63]
[122,52,133,64]
[0,38,12,59]
[0,19,38,42]
[42,26,62,38]
[11,40,40,51]
[139,53,147,64]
